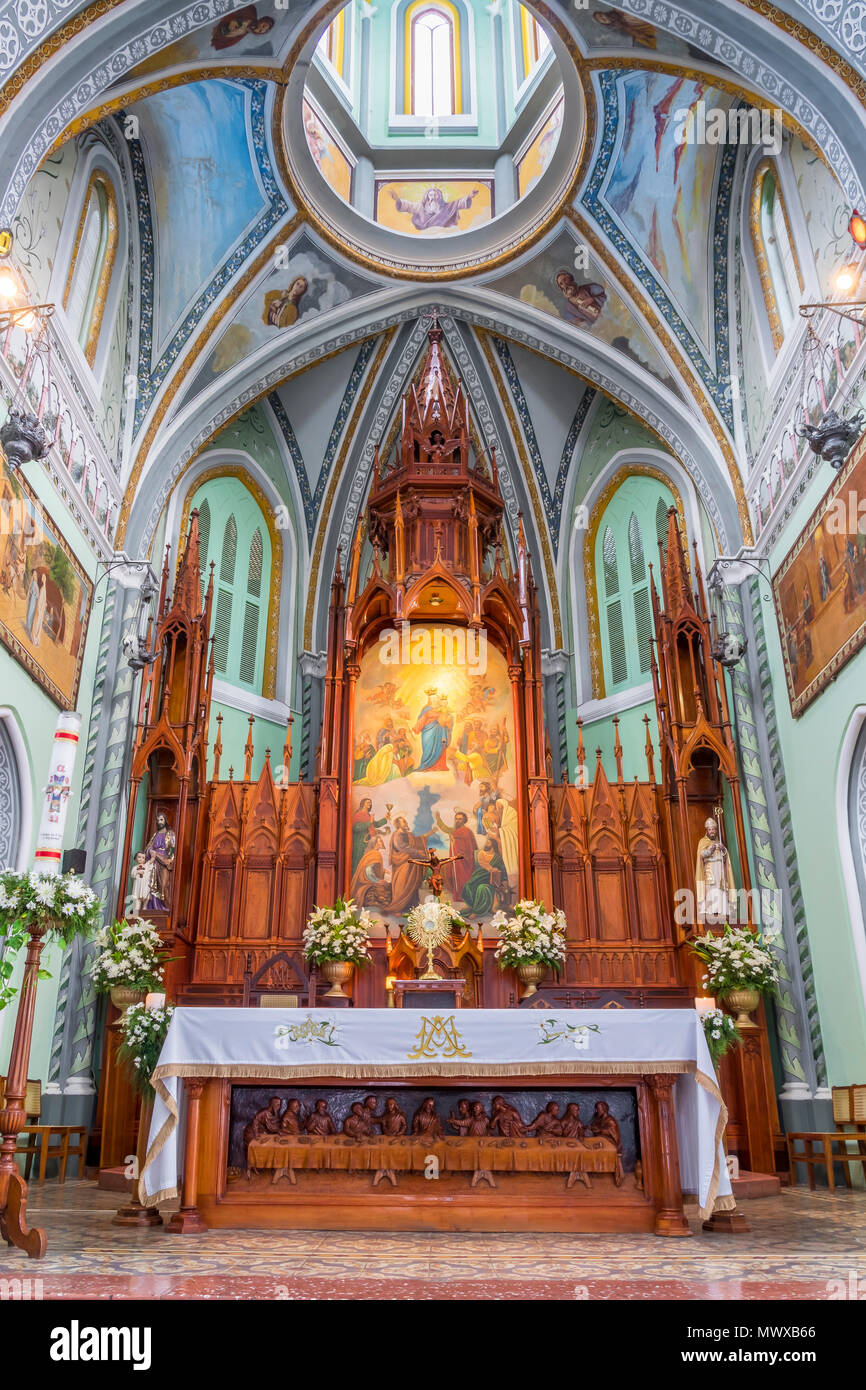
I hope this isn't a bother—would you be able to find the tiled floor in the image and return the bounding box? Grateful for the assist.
[2,1182,864,1299]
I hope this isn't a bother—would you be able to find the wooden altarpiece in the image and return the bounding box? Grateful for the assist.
[101,329,784,1186]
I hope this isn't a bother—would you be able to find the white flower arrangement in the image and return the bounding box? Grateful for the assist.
[701,1007,741,1066]
[117,1002,175,1098]
[90,918,169,995]
[302,898,373,967]
[691,924,779,996]
[493,899,567,972]
[0,868,102,1010]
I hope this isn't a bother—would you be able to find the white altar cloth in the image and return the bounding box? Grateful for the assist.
[141,1007,733,1218]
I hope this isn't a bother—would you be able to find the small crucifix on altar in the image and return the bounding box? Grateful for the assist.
[408,845,464,901]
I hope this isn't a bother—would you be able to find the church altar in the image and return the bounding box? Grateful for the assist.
[140,1008,735,1235]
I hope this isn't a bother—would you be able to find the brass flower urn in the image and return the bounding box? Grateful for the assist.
[109,985,146,1017]
[320,960,353,998]
[724,987,760,1029]
[517,962,545,999]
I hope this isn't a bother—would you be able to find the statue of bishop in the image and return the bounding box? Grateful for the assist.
[695,815,737,924]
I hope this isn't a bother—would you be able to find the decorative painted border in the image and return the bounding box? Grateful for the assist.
[267,336,379,544]
[581,68,736,431]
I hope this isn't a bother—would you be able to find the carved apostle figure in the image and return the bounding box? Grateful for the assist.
[378,1097,408,1136]
[560,1103,585,1139]
[412,1097,442,1138]
[489,1095,526,1137]
[695,815,736,924]
[589,1100,622,1152]
[526,1101,563,1137]
[448,1098,472,1134]
[343,1102,374,1138]
[243,1097,283,1148]
[464,1101,491,1137]
[279,1098,302,1135]
[305,1099,337,1136]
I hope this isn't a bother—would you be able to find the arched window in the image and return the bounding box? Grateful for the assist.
[316,7,350,85]
[62,171,119,367]
[518,5,549,84]
[0,716,23,870]
[750,160,803,352]
[592,474,679,695]
[189,478,272,695]
[408,3,457,116]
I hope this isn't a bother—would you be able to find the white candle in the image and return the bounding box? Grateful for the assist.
[145,993,166,1011]
[694,996,716,1017]
[34,711,82,873]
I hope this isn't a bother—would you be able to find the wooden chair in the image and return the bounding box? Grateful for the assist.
[0,1077,88,1183]
[786,1131,866,1192]
[241,952,318,1008]
[831,1085,866,1185]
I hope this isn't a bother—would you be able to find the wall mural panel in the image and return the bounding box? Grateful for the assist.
[774,444,866,716]
[487,226,678,393]
[186,232,380,388]
[375,181,494,236]
[599,71,730,355]
[351,627,518,925]
[0,458,92,710]
[517,96,563,200]
[303,99,353,204]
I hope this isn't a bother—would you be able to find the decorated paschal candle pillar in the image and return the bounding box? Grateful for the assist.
[34,711,82,873]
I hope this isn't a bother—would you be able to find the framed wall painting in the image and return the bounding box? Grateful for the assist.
[773,439,866,716]
[0,454,92,709]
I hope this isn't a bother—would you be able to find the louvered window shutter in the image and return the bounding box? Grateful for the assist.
[248,527,263,598]
[633,586,653,674]
[213,587,232,674]
[602,526,618,596]
[220,515,237,584]
[628,513,644,584]
[197,499,211,598]
[607,600,627,685]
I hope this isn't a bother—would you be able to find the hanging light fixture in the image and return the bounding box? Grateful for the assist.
[0,230,54,468]
[795,322,864,471]
[849,209,866,249]
[122,565,160,671]
[705,556,773,669]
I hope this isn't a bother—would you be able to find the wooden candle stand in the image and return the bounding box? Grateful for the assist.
[0,923,49,1258]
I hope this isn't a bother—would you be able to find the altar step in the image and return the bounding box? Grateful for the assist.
[731,1170,782,1199]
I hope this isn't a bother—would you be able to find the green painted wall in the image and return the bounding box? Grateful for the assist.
[763,452,866,1085]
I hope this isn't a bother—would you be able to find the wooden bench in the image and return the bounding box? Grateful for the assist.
[786,1131,866,1192]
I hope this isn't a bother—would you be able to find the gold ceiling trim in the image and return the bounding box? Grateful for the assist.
[476,327,563,649]
[737,0,866,108]
[176,464,283,701]
[116,210,304,545]
[583,464,687,701]
[302,329,396,650]
[566,207,753,546]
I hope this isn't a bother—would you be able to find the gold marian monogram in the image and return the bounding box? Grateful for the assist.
[407,1014,473,1060]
